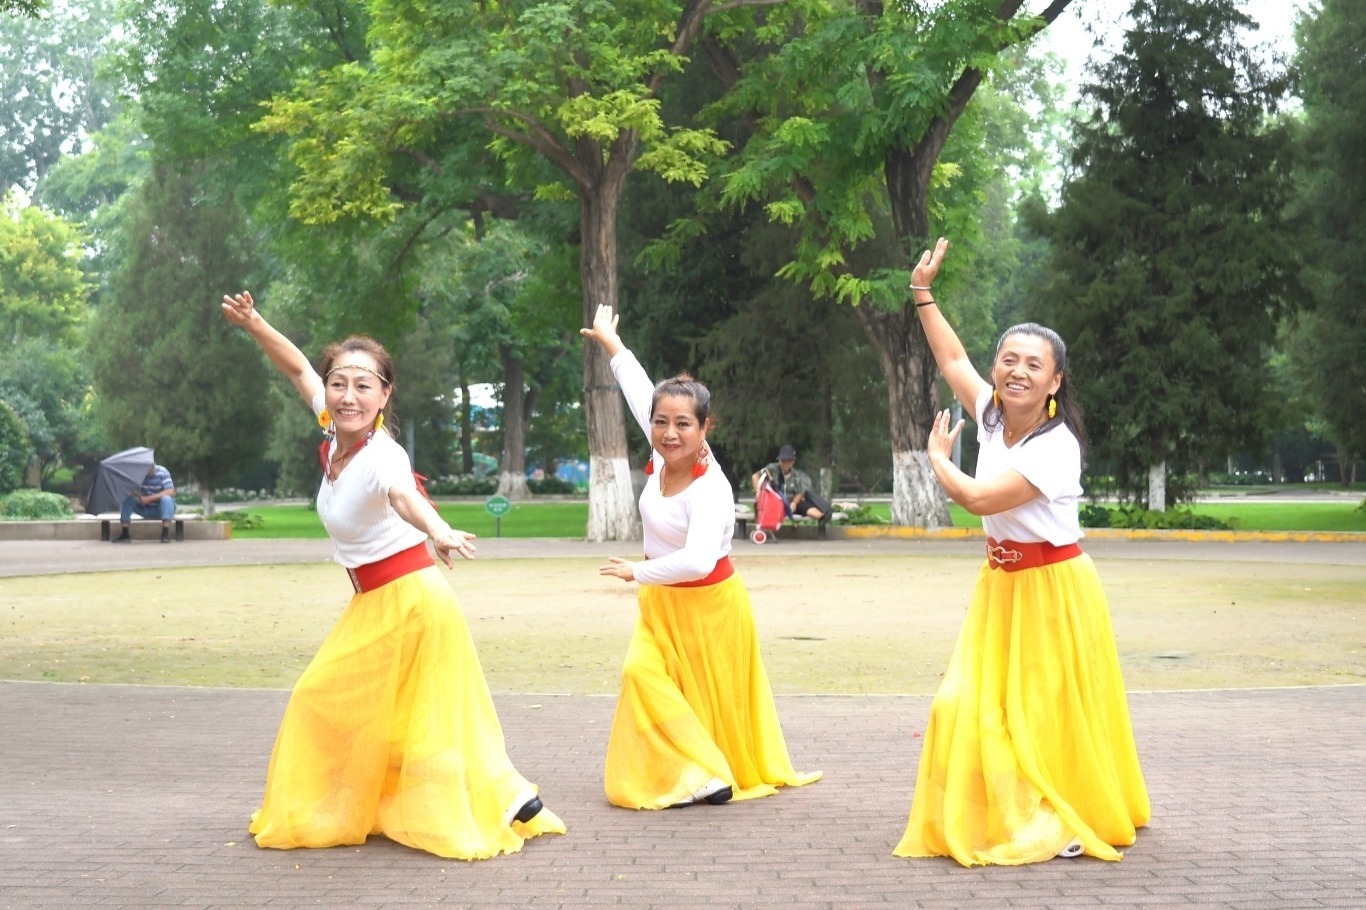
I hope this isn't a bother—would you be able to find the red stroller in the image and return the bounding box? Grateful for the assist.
[750,476,788,544]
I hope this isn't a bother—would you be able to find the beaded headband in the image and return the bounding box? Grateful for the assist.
[326,363,390,385]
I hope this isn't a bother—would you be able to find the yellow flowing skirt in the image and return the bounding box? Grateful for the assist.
[249,566,565,859]
[604,573,821,809]
[895,553,1149,865]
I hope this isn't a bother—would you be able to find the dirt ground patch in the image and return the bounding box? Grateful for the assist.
[2,553,1362,694]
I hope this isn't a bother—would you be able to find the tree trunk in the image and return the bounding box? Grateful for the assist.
[857,304,951,526]
[580,172,639,541]
[874,143,955,527]
[1148,461,1167,512]
[458,367,474,475]
[497,343,533,500]
[198,484,216,517]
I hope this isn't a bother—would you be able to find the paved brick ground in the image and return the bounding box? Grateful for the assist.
[3,681,1364,910]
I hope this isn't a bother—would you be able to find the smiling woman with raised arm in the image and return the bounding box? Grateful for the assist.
[220,291,564,861]
[580,304,821,810]
[893,240,1150,866]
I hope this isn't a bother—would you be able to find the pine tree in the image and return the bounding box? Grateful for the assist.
[1030,0,1296,507]
[89,162,271,512]
[1289,0,1366,482]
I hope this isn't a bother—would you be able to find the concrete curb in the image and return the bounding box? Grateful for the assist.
[839,524,1366,544]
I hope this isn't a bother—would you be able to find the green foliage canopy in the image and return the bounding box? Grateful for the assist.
[1028,0,1296,504]
[0,397,30,494]
[87,163,272,504]
[0,196,89,344]
[1289,0,1366,464]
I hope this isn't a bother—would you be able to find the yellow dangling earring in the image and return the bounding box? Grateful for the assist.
[1048,396,1057,419]
[374,412,385,432]
[992,389,1001,409]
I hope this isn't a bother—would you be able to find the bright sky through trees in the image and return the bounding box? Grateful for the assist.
[1041,0,1305,88]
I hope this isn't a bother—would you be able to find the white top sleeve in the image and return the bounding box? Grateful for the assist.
[609,349,735,585]
[972,386,1084,545]
[312,391,426,567]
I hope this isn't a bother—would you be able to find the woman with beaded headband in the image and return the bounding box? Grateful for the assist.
[580,303,821,810]
[221,291,564,860]
[894,239,1149,865]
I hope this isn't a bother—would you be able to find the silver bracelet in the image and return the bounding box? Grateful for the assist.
[909,284,932,291]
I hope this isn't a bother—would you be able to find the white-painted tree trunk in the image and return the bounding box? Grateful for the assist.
[585,455,641,541]
[891,449,952,527]
[1148,461,1167,512]
[200,488,216,517]
[497,470,532,501]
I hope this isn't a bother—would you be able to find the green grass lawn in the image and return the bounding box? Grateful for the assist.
[228,501,594,539]
[223,496,1365,538]
[862,500,1366,532]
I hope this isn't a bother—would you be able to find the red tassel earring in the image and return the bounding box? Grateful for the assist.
[644,454,655,475]
[692,445,710,478]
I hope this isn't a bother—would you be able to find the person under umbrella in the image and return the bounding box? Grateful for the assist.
[111,462,176,544]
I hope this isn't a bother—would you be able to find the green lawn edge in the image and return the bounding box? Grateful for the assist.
[219,497,1366,538]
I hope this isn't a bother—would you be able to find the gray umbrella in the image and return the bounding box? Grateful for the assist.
[85,447,155,515]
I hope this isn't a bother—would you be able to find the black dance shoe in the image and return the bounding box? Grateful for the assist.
[512,795,544,824]
[668,778,732,808]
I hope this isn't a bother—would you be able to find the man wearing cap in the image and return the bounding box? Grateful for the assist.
[752,445,831,528]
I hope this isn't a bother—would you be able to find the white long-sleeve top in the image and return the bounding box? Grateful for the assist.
[610,349,735,585]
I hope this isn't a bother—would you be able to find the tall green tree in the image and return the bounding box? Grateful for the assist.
[1027,0,1295,508]
[1289,0,1366,483]
[0,338,93,488]
[709,1,1076,526]
[88,162,272,513]
[0,0,122,192]
[256,0,783,541]
[0,195,88,344]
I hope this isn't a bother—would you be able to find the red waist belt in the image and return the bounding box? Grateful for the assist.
[346,542,435,593]
[668,556,735,588]
[986,537,1082,572]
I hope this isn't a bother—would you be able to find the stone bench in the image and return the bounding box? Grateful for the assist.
[91,512,204,542]
[0,514,229,541]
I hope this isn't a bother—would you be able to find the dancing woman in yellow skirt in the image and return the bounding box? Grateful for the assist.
[580,304,821,810]
[221,292,564,860]
[894,240,1149,865]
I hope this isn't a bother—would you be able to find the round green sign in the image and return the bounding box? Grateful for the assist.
[484,495,512,517]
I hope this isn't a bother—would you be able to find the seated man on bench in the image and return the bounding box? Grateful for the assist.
[751,445,831,531]
[113,463,176,544]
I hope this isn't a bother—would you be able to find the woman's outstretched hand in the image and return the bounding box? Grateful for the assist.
[221,291,260,328]
[927,408,964,463]
[579,303,624,357]
[430,527,478,568]
[911,237,949,291]
[597,556,636,582]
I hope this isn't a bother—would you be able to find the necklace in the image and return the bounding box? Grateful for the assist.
[318,431,374,481]
[1005,413,1047,442]
[659,463,674,496]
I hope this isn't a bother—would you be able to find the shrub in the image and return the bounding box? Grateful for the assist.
[528,476,577,495]
[1079,503,1112,528]
[425,474,499,496]
[1104,505,1232,531]
[1,489,75,520]
[832,503,886,526]
[210,509,265,531]
[0,398,30,495]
